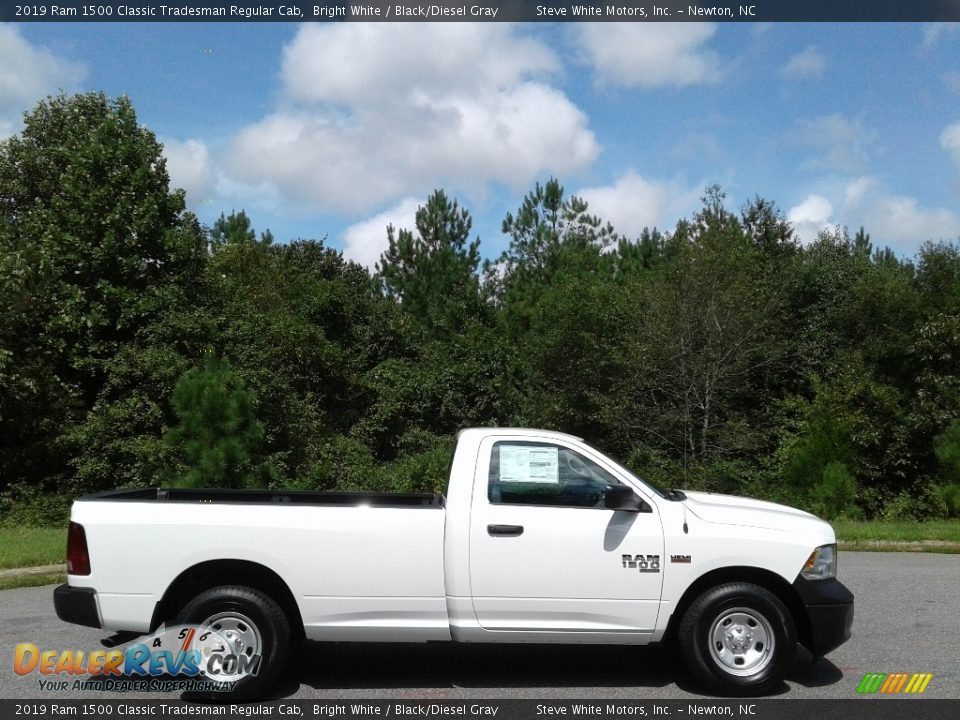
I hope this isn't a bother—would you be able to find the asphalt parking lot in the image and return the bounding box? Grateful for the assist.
[1,552,957,700]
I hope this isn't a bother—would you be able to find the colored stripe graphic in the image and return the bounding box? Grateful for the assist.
[908,674,933,694]
[858,672,932,694]
[880,673,907,693]
[857,673,886,693]
[181,627,196,652]
[175,626,197,670]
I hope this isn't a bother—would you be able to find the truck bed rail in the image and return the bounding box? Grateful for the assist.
[77,487,445,507]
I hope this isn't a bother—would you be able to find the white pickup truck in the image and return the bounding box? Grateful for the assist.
[54,428,853,698]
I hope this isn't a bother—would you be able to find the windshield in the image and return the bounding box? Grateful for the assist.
[600,450,671,499]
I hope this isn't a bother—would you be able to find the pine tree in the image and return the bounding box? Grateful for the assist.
[853,226,872,257]
[209,209,273,249]
[489,178,616,286]
[376,190,481,329]
[164,356,265,489]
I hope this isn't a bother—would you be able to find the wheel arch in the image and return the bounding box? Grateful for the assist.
[150,559,304,640]
[663,566,810,649]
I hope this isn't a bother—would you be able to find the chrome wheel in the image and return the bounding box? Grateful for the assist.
[708,607,775,677]
[198,611,262,683]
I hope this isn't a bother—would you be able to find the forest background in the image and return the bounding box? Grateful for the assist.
[2,93,960,533]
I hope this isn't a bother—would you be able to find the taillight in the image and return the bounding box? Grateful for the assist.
[67,522,91,576]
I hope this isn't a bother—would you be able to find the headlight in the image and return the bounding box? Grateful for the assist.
[801,544,837,580]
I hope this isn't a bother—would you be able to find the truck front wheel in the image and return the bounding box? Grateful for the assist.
[678,582,795,696]
[175,585,291,699]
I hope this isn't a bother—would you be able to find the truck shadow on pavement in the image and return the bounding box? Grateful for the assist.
[276,641,844,698]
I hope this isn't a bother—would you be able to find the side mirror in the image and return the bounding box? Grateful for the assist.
[605,485,650,513]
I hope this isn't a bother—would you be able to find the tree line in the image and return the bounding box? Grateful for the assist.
[2,93,959,525]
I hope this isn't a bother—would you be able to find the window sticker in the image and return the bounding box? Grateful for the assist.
[499,445,559,484]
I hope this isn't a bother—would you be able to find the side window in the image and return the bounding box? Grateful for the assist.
[488,441,620,508]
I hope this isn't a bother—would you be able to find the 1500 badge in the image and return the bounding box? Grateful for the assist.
[622,554,660,573]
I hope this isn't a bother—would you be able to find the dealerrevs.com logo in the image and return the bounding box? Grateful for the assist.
[856,672,934,694]
[13,624,259,692]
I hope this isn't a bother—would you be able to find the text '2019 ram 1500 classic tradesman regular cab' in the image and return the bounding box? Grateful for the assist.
[54,428,853,698]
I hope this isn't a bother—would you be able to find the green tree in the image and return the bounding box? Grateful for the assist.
[0,92,206,495]
[934,421,960,518]
[613,228,667,279]
[204,236,389,482]
[622,187,787,472]
[164,356,265,489]
[933,420,960,515]
[915,241,960,314]
[852,226,872,257]
[935,422,960,478]
[787,226,918,385]
[486,178,617,306]
[480,179,630,444]
[368,191,510,455]
[810,461,859,520]
[376,190,481,330]
[739,195,797,260]
[209,209,274,248]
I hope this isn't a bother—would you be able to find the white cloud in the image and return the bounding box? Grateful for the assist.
[859,196,959,246]
[578,171,701,238]
[791,178,960,251]
[793,114,877,173]
[787,194,834,243]
[922,23,960,50]
[161,138,215,207]
[941,120,960,191]
[854,181,960,250]
[574,23,723,88]
[227,25,598,215]
[943,71,960,95]
[282,23,557,105]
[842,176,879,208]
[0,25,86,137]
[341,197,422,270]
[781,46,826,80]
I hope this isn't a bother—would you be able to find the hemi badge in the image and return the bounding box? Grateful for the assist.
[670,555,692,563]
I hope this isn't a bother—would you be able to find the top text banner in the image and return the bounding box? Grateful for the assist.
[3,0,960,22]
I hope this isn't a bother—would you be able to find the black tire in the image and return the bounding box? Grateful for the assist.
[678,582,795,696]
[174,585,291,700]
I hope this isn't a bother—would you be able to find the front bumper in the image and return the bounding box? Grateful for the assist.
[53,584,101,629]
[793,576,854,657]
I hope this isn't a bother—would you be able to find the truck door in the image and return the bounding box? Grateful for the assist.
[469,437,664,638]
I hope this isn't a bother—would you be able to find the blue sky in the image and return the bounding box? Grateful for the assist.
[2,22,959,266]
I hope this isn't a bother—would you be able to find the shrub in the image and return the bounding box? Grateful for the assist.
[625,446,689,491]
[809,461,860,519]
[380,445,452,494]
[940,482,960,518]
[0,484,72,527]
[297,435,377,492]
[935,421,960,482]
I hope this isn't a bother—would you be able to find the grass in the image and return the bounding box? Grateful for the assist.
[0,572,65,591]
[0,526,66,569]
[832,519,960,543]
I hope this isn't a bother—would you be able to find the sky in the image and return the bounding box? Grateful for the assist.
[2,21,959,266]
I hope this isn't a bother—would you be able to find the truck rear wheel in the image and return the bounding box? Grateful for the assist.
[678,582,795,696]
[175,585,291,699]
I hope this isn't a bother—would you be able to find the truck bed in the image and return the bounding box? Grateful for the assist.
[69,486,449,639]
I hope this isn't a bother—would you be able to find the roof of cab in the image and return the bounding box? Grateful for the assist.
[457,427,584,442]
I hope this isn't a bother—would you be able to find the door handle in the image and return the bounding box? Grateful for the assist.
[487,524,524,536]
